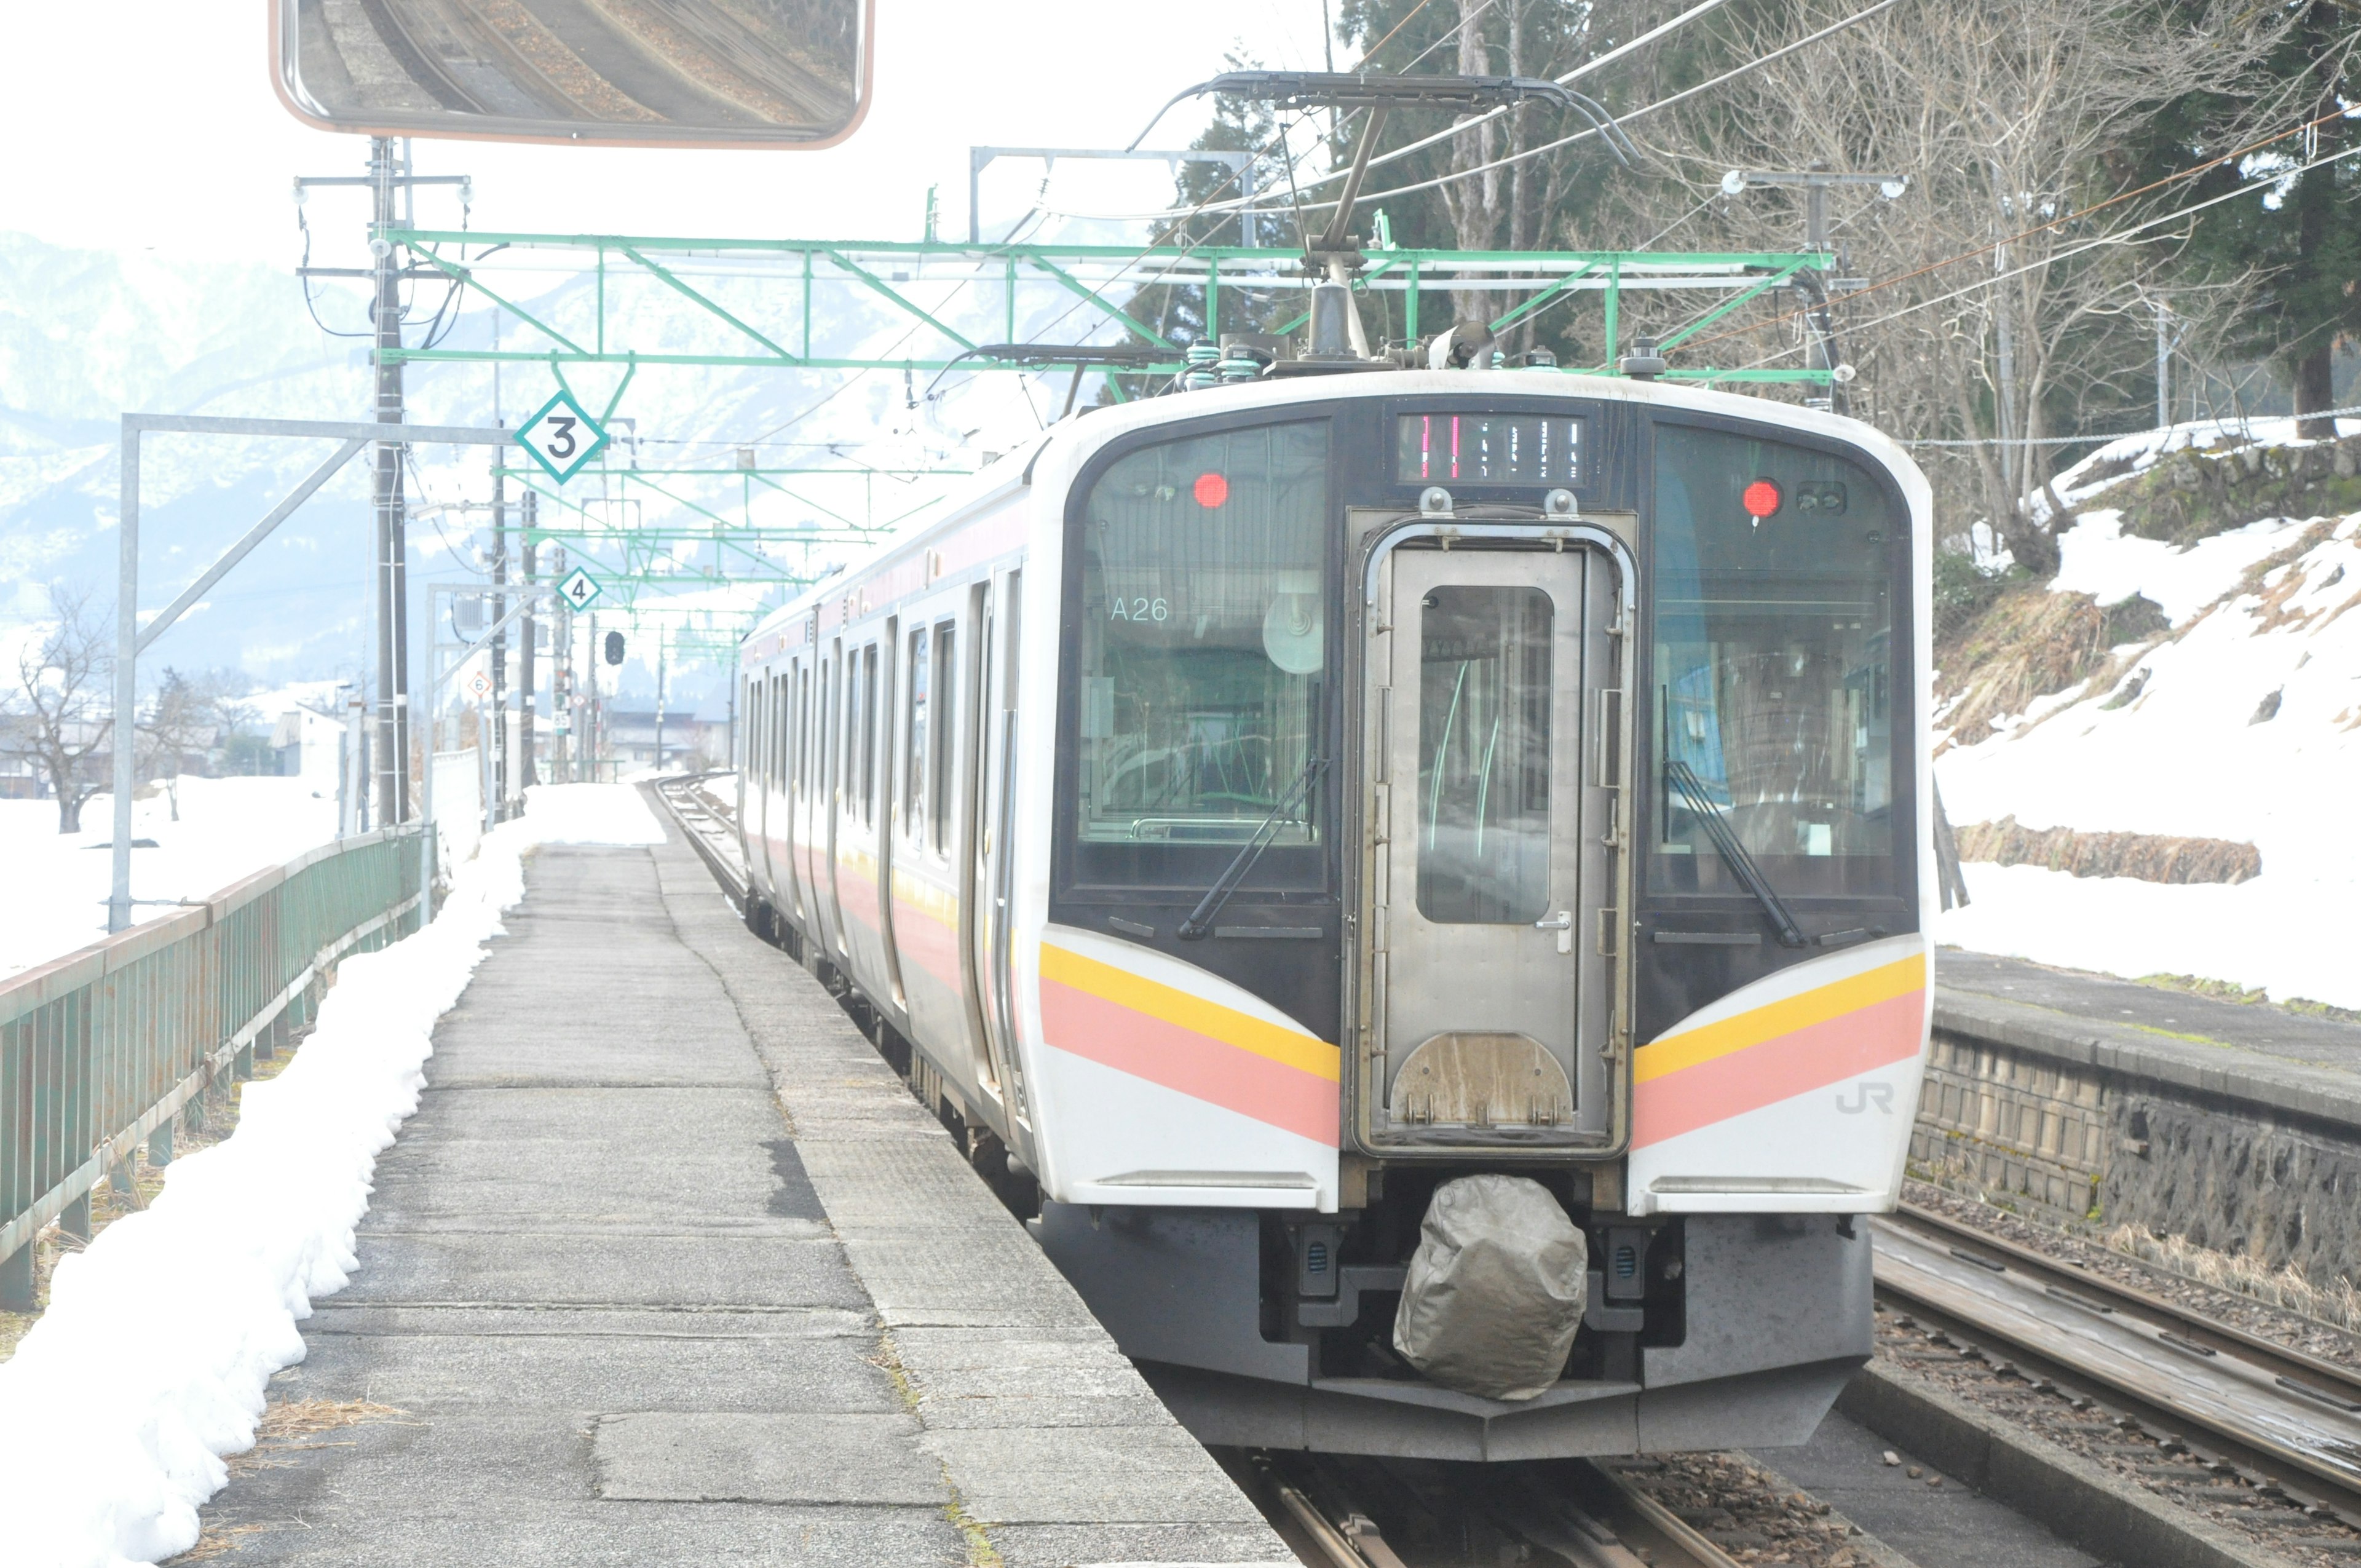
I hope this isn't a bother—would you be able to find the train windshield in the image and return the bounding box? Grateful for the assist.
[1651,421,1898,899]
[1066,421,1331,887]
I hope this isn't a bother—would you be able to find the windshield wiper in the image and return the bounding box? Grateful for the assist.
[1664,760,1807,948]
[1176,757,1329,941]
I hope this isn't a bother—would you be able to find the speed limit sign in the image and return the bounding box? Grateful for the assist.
[515,390,610,484]
[465,669,493,700]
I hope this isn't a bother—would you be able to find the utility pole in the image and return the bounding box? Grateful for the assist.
[655,635,667,776]
[1721,162,1906,416]
[490,440,508,815]
[2154,301,2179,432]
[586,609,598,784]
[520,491,538,793]
[293,143,469,826]
[371,137,410,825]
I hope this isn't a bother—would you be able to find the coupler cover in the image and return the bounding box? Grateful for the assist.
[1393,1175,1589,1400]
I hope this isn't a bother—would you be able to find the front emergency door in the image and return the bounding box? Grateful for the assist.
[1369,543,1616,1146]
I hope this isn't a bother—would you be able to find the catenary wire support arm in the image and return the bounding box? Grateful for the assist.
[107,414,512,934]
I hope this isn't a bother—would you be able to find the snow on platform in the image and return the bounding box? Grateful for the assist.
[68,798,1284,1568]
[0,785,666,1568]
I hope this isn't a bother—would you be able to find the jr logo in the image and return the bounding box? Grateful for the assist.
[1835,1082,1894,1115]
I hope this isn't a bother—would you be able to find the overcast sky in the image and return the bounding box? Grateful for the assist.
[3,2,1344,267]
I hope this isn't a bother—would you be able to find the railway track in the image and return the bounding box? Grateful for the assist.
[651,772,748,909]
[1876,1200,2361,1526]
[1235,1450,1754,1568]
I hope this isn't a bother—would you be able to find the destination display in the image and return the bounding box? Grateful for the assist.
[1394,413,1584,486]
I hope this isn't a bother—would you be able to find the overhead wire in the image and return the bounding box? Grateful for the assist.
[1689,100,2361,365]
[1732,135,2361,382]
[1086,0,1763,223]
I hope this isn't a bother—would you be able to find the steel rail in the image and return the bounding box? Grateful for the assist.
[649,774,749,911]
[1891,1202,2361,1403]
[1235,1448,1742,1568]
[1873,1205,2361,1521]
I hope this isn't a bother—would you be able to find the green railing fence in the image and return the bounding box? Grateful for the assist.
[1,827,430,1309]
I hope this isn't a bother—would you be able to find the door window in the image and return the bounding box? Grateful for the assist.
[1415,586,1554,924]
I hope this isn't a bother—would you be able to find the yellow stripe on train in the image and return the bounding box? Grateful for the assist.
[1037,943,1341,1082]
[1634,951,1928,1085]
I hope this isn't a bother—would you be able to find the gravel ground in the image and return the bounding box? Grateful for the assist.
[1904,1179,2361,1370]
[1602,1451,1897,1567]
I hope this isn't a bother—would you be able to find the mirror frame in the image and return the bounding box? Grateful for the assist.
[267,0,875,149]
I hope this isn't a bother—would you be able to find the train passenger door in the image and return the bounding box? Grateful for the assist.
[966,569,1030,1138]
[1362,538,1624,1149]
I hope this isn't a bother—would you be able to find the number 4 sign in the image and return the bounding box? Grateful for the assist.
[515,389,611,484]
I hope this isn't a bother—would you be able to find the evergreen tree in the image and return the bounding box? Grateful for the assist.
[2148,2,2359,435]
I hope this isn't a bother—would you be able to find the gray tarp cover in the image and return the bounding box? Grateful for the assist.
[1392,1174,1588,1401]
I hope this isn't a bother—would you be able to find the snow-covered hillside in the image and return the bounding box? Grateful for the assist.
[1935,415,2361,1010]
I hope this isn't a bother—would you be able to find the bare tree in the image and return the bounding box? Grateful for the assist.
[138,667,243,822]
[2,586,114,834]
[1618,0,2288,569]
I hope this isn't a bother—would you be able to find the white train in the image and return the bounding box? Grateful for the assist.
[735,363,1934,1459]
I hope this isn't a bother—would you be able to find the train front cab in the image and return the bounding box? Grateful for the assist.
[1024,376,1933,1460]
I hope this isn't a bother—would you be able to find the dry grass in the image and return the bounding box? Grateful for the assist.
[165,1525,263,1562]
[1952,817,2261,884]
[2136,972,2361,1024]
[2105,1224,2361,1334]
[1935,584,2119,745]
[256,1398,406,1440]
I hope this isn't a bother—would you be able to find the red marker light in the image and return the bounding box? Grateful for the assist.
[1741,478,1783,519]
[1193,471,1230,508]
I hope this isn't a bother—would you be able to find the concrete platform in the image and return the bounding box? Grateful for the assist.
[193,825,1290,1567]
[1940,951,2361,1075]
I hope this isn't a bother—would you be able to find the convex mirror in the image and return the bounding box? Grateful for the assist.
[271,0,871,148]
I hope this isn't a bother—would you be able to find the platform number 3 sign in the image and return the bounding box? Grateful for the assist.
[516,390,611,484]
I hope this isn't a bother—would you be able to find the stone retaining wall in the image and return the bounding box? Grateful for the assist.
[1912,992,2361,1286]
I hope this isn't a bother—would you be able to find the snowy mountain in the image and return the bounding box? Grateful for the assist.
[0,229,1074,713]
[1934,416,2361,1011]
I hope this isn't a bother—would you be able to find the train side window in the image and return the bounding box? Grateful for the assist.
[843,654,859,805]
[930,623,956,854]
[825,657,840,798]
[861,642,880,824]
[906,625,930,837]
[794,667,809,790]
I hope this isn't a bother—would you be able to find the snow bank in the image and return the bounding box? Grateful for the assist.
[0,777,341,980]
[1939,456,2361,1006]
[2051,508,2308,625]
[0,782,668,1568]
